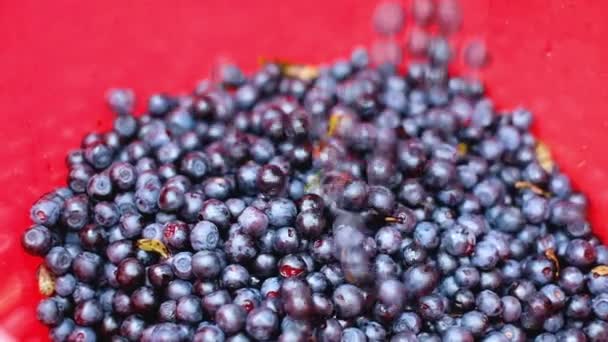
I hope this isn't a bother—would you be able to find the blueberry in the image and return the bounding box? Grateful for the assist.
[585,320,608,341]
[472,241,500,270]
[226,198,247,217]
[203,177,234,200]
[476,290,503,318]
[73,251,102,283]
[401,241,427,266]
[397,142,427,175]
[252,254,278,278]
[120,315,146,341]
[524,292,552,321]
[592,293,608,320]
[127,287,155,316]
[273,227,300,255]
[116,257,145,289]
[340,246,373,285]
[436,251,458,275]
[192,250,222,280]
[51,318,76,341]
[442,327,474,342]
[193,280,219,297]
[200,199,231,229]
[454,289,475,311]
[473,178,503,208]
[566,239,597,267]
[375,226,402,255]
[62,195,90,230]
[68,164,95,194]
[77,225,106,253]
[202,290,232,317]
[403,263,439,298]
[233,288,262,314]
[67,326,97,342]
[37,298,64,326]
[224,332,251,342]
[180,151,209,180]
[480,269,503,290]
[174,295,203,323]
[341,327,367,342]
[87,173,113,200]
[147,93,174,116]
[367,185,396,215]
[256,164,286,197]
[22,225,54,256]
[73,283,96,306]
[265,198,297,227]
[189,221,219,251]
[310,292,334,318]
[221,264,250,290]
[413,222,440,250]
[542,312,564,333]
[312,318,341,341]
[454,266,480,289]
[391,331,419,342]
[245,308,279,340]
[441,225,476,256]
[54,274,77,297]
[30,195,63,227]
[113,113,138,140]
[418,294,446,320]
[162,221,189,249]
[207,305,242,337]
[481,332,511,342]
[295,209,326,238]
[461,310,489,337]
[66,149,86,166]
[74,300,103,326]
[501,296,522,323]
[238,207,269,238]
[45,246,74,276]
[556,328,587,342]
[134,181,160,214]
[84,143,113,170]
[225,232,257,263]
[332,284,364,318]
[539,284,567,311]
[194,324,226,342]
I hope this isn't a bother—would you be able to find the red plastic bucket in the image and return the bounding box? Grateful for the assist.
[1,1,607,340]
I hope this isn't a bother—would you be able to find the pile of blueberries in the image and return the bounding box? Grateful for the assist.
[21,1,608,341]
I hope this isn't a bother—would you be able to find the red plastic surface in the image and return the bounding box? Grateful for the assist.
[1,0,607,340]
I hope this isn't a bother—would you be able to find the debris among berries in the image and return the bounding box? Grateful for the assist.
[544,248,561,277]
[536,141,555,172]
[515,180,550,197]
[592,265,608,277]
[37,264,55,296]
[136,239,170,259]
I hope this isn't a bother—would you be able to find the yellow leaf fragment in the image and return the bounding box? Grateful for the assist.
[37,264,55,296]
[259,58,319,81]
[592,265,608,277]
[284,64,319,81]
[514,181,550,197]
[384,216,400,223]
[327,113,343,137]
[536,142,554,173]
[457,143,468,156]
[544,248,560,277]
[136,239,170,258]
